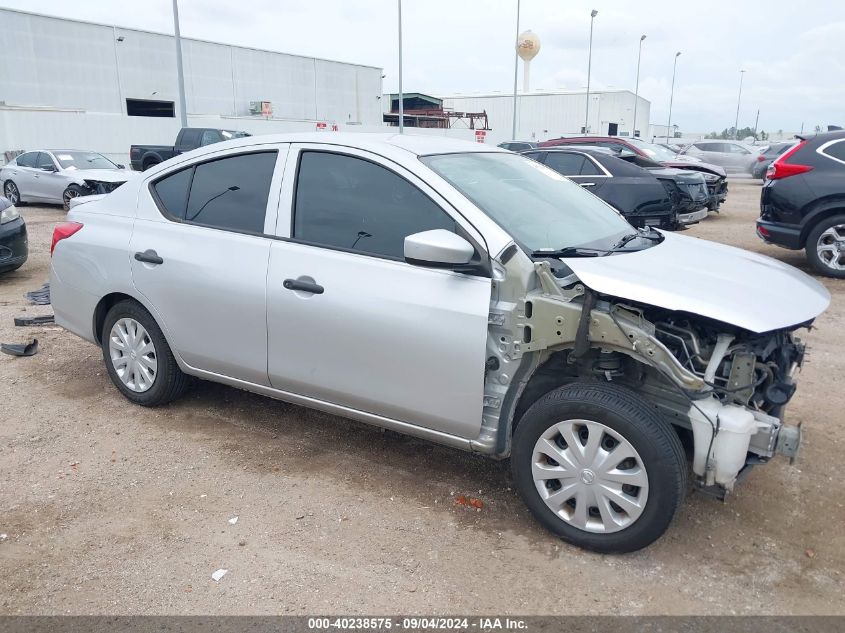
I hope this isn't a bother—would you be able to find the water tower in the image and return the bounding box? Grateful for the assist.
[516,30,541,93]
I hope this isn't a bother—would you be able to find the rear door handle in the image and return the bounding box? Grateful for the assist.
[579,182,596,187]
[134,249,164,265]
[283,278,324,294]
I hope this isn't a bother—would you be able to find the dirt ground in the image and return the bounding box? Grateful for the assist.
[1,179,843,615]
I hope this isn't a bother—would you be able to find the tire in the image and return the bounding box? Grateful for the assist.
[142,158,160,171]
[511,382,687,553]
[101,300,190,406]
[805,214,845,279]
[62,184,88,211]
[3,180,25,206]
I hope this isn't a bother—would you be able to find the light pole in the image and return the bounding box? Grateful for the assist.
[511,0,521,139]
[632,35,646,138]
[666,51,680,142]
[733,69,746,140]
[171,0,188,128]
[398,0,404,133]
[584,9,597,134]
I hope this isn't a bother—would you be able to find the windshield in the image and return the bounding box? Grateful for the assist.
[221,130,250,139]
[421,152,632,252]
[53,152,116,170]
[627,138,680,162]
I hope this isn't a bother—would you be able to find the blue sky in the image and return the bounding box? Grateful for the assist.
[2,0,841,133]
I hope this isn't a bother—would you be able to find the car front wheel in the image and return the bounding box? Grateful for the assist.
[101,300,190,406]
[806,214,845,278]
[511,382,687,553]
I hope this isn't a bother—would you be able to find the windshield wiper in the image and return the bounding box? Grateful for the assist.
[608,229,662,252]
[531,247,602,258]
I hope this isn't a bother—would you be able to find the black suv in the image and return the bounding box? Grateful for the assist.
[757,130,845,278]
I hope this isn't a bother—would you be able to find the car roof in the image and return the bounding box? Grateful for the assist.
[184,132,507,158]
[797,130,845,143]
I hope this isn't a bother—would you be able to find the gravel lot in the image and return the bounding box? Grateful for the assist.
[1,179,843,615]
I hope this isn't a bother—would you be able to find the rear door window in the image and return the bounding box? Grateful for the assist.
[544,153,587,175]
[185,152,276,233]
[16,152,37,168]
[152,151,277,234]
[579,157,603,176]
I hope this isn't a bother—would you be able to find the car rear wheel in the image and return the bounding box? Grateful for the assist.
[3,181,23,206]
[806,214,845,279]
[511,382,687,553]
[101,300,190,406]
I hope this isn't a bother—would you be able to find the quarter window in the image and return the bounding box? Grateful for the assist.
[293,151,457,259]
[152,151,277,234]
[822,140,845,163]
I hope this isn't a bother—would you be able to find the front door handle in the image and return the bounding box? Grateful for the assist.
[283,278,324,294]
[134,249,164,265]
[579,182,596,187]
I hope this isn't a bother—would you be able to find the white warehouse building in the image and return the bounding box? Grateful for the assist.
[0,8,385,163]
[442,89,651,143]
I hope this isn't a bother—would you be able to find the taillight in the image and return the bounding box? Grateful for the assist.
[767,141,813,180]
[756,155,766,162]
[51,222,83,255]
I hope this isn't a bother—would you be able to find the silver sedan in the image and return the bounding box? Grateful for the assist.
[1,150,131,210]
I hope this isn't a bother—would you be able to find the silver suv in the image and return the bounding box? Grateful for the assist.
[49,133,829,553]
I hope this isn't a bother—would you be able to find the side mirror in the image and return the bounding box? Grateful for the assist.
[404,229,474,269]
[41,165,57,172]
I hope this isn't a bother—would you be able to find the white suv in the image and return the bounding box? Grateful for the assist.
[49,133,829,552]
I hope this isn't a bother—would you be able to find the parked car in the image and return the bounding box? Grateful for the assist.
[751,141,797,179]
[0,195,27,273]
[1,150,130,210]
[130,127,251,171]
[679,140,762,174]
[757,130,845,278]
[522,148,707,229]
[540,136,728,211]
[50,133,829,553]
[498,141,538,152]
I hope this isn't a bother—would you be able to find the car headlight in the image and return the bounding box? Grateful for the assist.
[702,173,719,182]
[0,205,20,224]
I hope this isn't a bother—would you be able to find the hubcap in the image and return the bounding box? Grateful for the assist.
[531,419,649,534]
[5,182,19,204]
[63,188,80,203]
[108,318,157,393]
[817,224,845,271]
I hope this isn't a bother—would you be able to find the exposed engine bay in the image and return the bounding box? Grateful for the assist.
[482,253,813,498]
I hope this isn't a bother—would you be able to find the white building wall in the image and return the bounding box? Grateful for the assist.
[0,108,497,167]
[0,8,383,125]
[442,90,650,142]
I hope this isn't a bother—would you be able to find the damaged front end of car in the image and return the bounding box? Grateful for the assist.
[479,239,827,500]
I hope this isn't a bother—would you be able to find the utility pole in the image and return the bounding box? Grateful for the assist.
[172,0,188,127]
[733,69,745,140]
[511,0,521,140]
[632,35,646,138]
[666,51,680,142]
[584,9,597,134]
[753,108,760,139]
[398,0,404,133]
